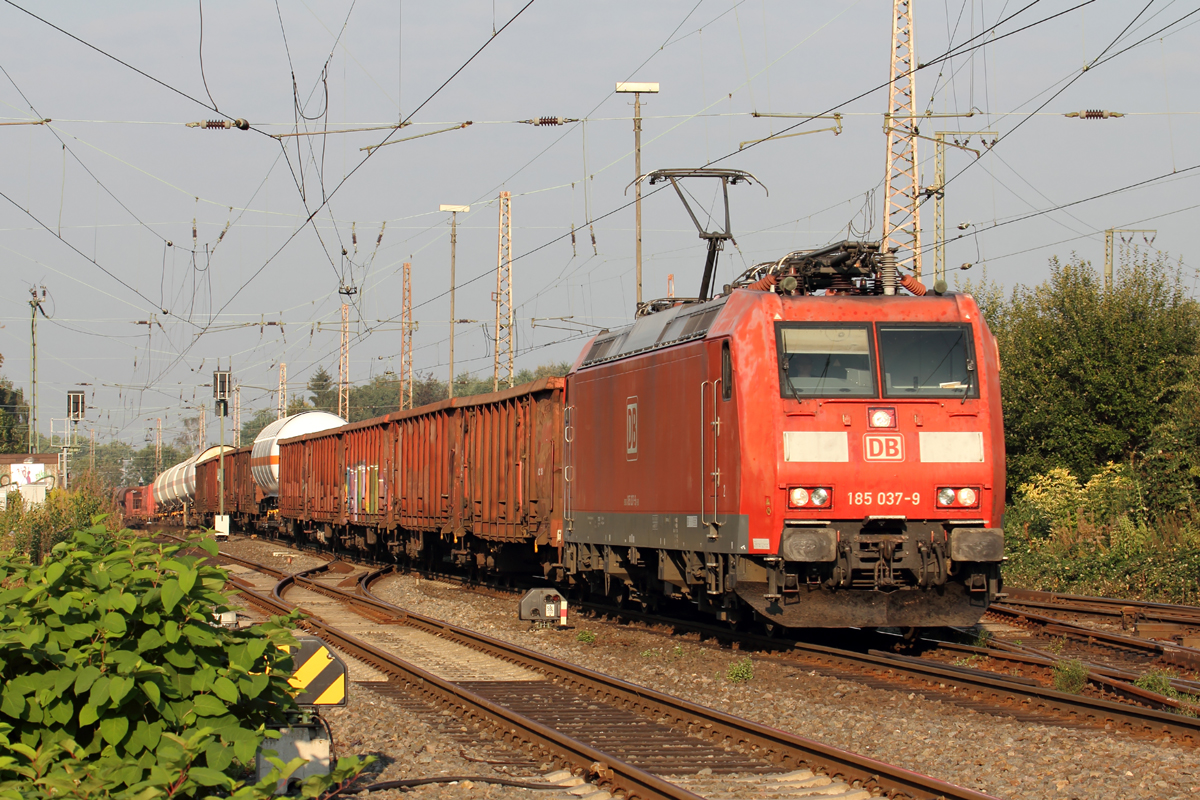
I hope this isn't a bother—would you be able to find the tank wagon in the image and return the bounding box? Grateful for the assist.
[128,239,1005,629]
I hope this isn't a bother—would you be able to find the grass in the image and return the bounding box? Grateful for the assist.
[576,630,597,645]
[1051,658,1089,694]
[725,657,754,684]
[1134,669,1198,717]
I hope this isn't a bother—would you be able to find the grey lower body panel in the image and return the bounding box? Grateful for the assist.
[736,581,988,628]
[567,510,750,553]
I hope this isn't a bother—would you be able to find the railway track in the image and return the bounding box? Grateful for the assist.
[201,531,1200,730]
[576,602,1200,744]
[188,537,998,800]
[999,588,1200,642]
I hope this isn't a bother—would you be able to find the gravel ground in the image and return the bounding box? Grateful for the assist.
[365,574,1200,800]
[221,534,330,573]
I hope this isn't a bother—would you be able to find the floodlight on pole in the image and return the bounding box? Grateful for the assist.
[616,81,659,309]
[440,205,470,398]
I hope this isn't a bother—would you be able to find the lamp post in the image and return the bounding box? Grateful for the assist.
[440,205,469,398]
[616,82,659,309]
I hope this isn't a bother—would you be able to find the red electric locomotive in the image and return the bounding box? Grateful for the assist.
[562,239,1004,627]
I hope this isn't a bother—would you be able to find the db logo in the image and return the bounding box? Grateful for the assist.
[864,433,904,461]
[626,398,638,461]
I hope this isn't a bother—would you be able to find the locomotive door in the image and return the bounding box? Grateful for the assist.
[700,338,732,537]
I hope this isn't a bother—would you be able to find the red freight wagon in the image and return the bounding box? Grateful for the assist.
[193,447,237,529]
[229,445,257,522]
[393,399,455,541]
[193,453,219,521]
[278,425,344,532]
[342,415,395,531]
[457,379,564,549]
[277,378,565,566]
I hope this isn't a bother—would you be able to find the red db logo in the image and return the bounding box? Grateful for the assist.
[864,434,904,461]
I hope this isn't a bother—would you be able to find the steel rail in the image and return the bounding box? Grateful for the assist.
[987,603,1200,671]
[182,535,1198,740]
[340,568,997,800]
[230,568,702,800]
[227,556,998,800]
[1003,588,1200,624]
[574,603,1200,743]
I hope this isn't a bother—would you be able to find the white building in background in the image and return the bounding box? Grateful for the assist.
[0,454,59,510]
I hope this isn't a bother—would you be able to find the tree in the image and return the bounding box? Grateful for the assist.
[240,408,277,447]
[307,366,336,412]
[347,375,400,423]
[0,375,29,455]
[982,254,1199,488]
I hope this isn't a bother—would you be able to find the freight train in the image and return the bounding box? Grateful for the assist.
[120,239,1005,628]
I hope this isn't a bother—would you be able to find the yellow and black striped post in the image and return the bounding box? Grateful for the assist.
[285,636,348,706]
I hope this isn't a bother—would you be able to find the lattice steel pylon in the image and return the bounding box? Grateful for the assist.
[197,408,205,453]
[493,191,514,392]
[399,261,414,410]
[883,0,922,277]
[155,418,162,478]
[277,362,287,420]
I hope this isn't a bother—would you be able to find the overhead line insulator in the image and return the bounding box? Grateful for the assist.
[186,118,251,130]
[1064,110,1124,120]
[517,117,580,126]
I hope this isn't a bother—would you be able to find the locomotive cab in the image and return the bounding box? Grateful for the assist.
[725,288,1005,628]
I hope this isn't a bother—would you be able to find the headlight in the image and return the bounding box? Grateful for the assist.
[868,407,897,428]
[937,486,981,507]
[789,487,810,507]
[810,487,829,506]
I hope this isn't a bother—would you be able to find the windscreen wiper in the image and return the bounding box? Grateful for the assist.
[961,358,975,404]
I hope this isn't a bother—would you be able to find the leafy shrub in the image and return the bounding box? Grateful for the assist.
[1134,669,1198,716]
[575,631,596,645]
[0,523,368,798]
[1051,658,1089,694]
[725,657,754,684]
[0,478,113,557]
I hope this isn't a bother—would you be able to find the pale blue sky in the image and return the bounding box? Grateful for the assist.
[1,1,1196,447]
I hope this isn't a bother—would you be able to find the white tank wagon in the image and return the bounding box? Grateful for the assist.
[251,411,344,496]
[152,445,235,510]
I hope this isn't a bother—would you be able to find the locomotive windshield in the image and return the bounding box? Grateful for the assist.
[777,324,875,397]
[878,324,978,398]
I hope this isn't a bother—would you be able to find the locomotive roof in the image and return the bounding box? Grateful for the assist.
[577,289,981,370]
[580,296,730,368]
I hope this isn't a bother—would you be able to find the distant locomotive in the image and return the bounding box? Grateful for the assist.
[123,237,1004,629]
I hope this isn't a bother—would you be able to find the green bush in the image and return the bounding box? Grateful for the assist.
[0,478,112,557]
[575,630,596,645]
[0,523,368,798]
[725,657,754,684]
[1051,658,1089,694]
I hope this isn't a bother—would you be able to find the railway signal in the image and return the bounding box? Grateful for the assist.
[214,368,231,540]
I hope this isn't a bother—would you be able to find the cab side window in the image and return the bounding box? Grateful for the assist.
[721,341,733,401]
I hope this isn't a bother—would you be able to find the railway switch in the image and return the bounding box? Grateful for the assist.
[519,589,568,627]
